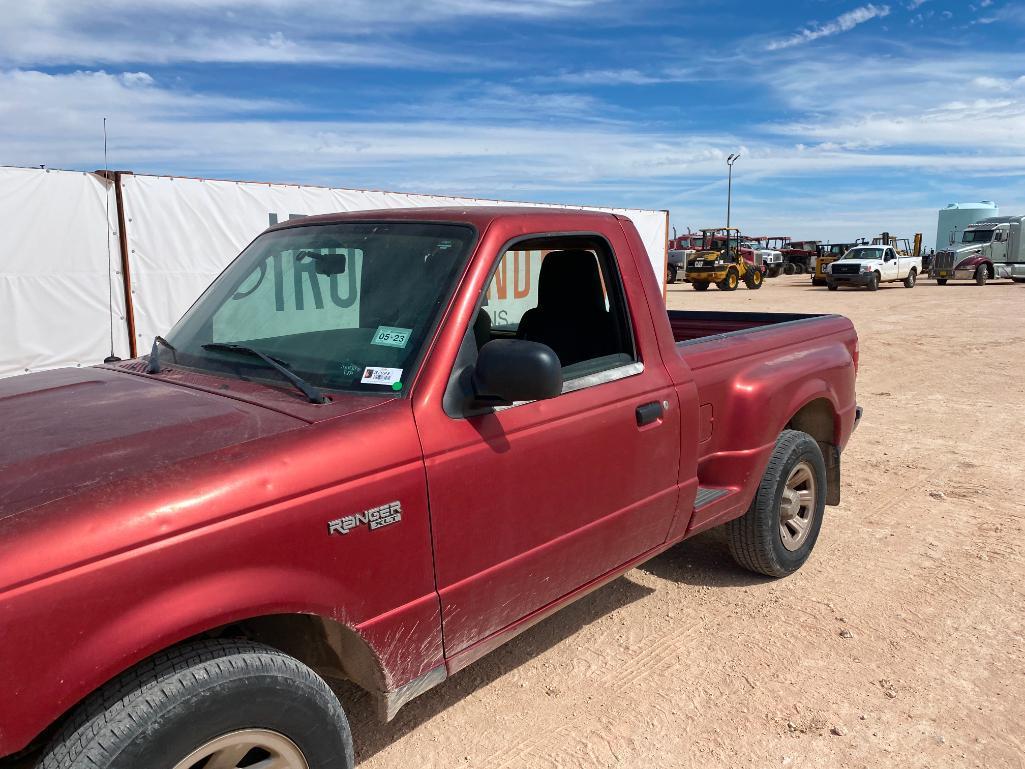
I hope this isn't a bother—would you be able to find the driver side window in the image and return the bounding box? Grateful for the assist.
[477,236,636,382]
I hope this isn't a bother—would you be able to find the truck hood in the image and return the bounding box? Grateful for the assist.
[945,244,987,256]
[0,366,313,521]
[830,259,877,268]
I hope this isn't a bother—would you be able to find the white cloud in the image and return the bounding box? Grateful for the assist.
[756,49,1025,156]
[532,67,697,86]
[0,0,614,67]
[6,66,1025,207]
[766,4,891,50]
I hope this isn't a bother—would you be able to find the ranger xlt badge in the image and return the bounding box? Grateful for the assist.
[328,501,402,536]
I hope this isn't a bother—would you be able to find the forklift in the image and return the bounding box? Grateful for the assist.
[686,227,765,291]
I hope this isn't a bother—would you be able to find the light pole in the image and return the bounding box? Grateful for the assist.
[725,153,740,261]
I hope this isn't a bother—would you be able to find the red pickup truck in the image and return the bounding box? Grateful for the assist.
[0,208,860,769]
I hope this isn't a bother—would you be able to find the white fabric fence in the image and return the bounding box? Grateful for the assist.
[0,167,131,377]
[1,167,667,378]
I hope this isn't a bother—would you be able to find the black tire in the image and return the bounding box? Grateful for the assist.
[795,263,806,275]
[667,264,678,284]
[726,430,827,577]
[38,639,354,769]
[743,269,764,289]
[783,263,795,275]
[975,265,988,286]
[903,268,917,288]
[812,278,827,287]
[1012,277,1025,284]
[867,272,880,291]
[827,282,839,291]
[692,281,710,291]
[937,278,948,286]
[716,268,739,291]
[768,266,782,278]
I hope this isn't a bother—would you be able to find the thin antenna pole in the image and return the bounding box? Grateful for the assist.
[103,117,121,363]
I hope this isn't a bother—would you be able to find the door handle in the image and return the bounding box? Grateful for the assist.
[636,401,664,426]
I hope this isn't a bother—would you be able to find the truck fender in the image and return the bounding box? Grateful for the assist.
[696,345,852,511]
[1,565,418,756]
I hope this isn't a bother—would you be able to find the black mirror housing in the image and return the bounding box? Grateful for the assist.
[471,339,562,407]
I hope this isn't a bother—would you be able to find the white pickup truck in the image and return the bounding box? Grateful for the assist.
[825,245,921,291]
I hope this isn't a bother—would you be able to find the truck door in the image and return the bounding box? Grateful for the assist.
[416,233,682,659]
[884,248,900,281]
[992,227,1008,265]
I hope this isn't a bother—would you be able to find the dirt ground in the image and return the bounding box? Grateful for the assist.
[342,274,1025,769]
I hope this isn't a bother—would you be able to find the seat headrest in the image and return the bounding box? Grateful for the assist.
[536,249,606,314]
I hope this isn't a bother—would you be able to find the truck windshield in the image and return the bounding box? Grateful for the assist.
[961,229,994,243]
[164,221,475,395]
[840,248,883,260]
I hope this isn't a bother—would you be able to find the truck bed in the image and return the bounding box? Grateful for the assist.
[668,310,827,345]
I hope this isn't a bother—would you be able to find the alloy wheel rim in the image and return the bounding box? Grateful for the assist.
[171,729,310,769]
[779,461,816,551]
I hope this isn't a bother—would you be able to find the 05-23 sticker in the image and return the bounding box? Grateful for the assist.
[371,326,412,348]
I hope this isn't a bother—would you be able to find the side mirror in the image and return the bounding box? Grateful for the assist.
[471,339,562,407]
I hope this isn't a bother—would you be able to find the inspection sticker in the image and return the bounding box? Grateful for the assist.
[361,366,403,386]
[371,326,412,348]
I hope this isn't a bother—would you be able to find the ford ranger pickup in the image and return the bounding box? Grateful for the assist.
[0,207,861,769]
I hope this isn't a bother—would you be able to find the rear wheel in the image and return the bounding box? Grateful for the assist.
[38,640,354,769]
[783,263,796,275]
[937,278,948,286]
[717,268,740,291]
[726,430,827,577]
[975,265,988,285]
[692,281,710,291]
[903,268,917,288]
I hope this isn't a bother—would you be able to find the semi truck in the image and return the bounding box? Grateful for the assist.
[931,215,1025,285]
[0,207,860,769]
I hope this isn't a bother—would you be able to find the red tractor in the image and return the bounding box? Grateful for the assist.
[780,239,821,275]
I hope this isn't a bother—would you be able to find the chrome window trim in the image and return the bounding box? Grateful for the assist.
[494,361,644,412]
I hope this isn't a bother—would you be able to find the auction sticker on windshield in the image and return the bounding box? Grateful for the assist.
[361,367,403,386]
[371,326,412,348]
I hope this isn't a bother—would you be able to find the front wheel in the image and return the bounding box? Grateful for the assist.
[903,268,917,288]
[667,264,678,284]
[975,265,988,286]
[937,278,948,286]
[867,272,880,291]
[38,640,354,769]
[717,268,740,291]
[827,282,839,291]
[744,268,764,289]
[726,430,827,577]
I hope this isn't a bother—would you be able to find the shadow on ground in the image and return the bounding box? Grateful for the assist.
[639,528,773,589]
[336,575,655,762]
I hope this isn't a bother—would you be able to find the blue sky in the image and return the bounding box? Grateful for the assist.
[2,0,1024,247]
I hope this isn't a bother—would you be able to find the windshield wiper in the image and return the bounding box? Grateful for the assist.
[201,343,327,404]
[146,336,177,374]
